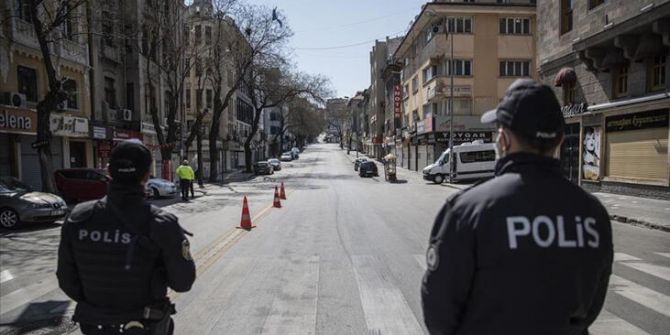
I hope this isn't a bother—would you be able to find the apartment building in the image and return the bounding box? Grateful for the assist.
[1,0,91,190]
[348,90,368,152]
[393,0,536,171]
[537,0,670,198]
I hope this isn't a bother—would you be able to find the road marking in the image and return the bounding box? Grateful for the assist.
[615,253,642,262]
[0,270,14,284]
[609,274,670,318]
[352,255,424,335]
[0,277,59,314]
[655,252,670,259]
[591,310,650,335]
[260,256,319,335]
[620,262,670,282]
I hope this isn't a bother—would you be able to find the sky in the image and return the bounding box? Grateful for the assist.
[244,0,427,98]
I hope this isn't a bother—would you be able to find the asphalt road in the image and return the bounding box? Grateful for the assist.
[0,143,668,334]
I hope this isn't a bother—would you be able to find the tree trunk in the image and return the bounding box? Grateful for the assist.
[208,110,221,182]
[160,146,173,181]
[196,129,204,187]
[36,102,56,193]
[244,139,253,173]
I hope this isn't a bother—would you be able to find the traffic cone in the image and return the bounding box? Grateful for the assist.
[273,186,282,208]
[237,196,255,230]
[279,182,287,200]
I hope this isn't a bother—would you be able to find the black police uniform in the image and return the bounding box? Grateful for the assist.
[421,153,613,335]
[57,182,196,334]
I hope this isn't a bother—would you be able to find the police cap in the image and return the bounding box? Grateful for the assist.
[109,139,152,183]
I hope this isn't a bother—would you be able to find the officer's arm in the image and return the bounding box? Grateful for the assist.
[56,220,84,301]
[421,201,475,335]
[151,212,196,292]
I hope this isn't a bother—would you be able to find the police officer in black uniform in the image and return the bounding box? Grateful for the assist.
[422,79,613,335]
[57,140,196,335]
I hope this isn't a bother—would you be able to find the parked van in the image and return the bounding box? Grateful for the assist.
[422,141,496,184]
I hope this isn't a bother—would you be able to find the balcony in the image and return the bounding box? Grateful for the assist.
[426,79,472,102]
[11,18,39,49]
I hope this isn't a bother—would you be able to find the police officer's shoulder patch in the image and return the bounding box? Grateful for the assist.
[181,239,192,261]
[426,244,439,271]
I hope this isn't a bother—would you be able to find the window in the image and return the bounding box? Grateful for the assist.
[445,59,472,76]
[499,60,531,77]
[423,65,439,83]
[446,98,472,115]
[236,98,253,124]
[649,56,666,91]
[460,150,496,163]
[560,0,573,34]
[446,17,473,33]
[196,89,203,111]
[613,65,628,97]
[185,89,191,109]
[126,83,134,110]
[589,0,605,9]
[403,84,409,99]
[17,66,37,102]
[102,13,114,47]
[270,112,279,121]
[500,18,531,34]
[18,0,32,23]
[63,9,75,41]
[195,59,202,77]
[183,24,189,46]
[63,79,78,110]
[205,26,212,45]
[412,77,418,94]
[206,89,213,109]
[195,25,202,45]
[104,77,116,108]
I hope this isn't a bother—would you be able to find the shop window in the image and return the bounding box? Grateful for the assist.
[104,77,116,108]
[560,0,573,35]
[499,60,531,77]
[613,65,628,98]
[589,0,605,9]
[648,56,666,92]
[63,79,78,110]
[17,65,38,102]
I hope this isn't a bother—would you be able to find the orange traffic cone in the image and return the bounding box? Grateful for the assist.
[279,182,287,200]
[237,196,256,230]
[273,186,282,208]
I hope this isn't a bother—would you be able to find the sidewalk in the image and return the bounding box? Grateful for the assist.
[342,150,670,232]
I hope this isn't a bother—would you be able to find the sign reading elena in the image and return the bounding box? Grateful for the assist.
[606,109,669,132]
[0,107,37,134]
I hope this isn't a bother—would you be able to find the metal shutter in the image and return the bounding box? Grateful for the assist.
[606,127,669,184]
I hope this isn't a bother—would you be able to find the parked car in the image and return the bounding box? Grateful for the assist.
[55,168,110,203]
[422,141,496,184]
[253,161,274,175]
[354,158,367,171]
[0,176,68,229]
[268,158,282,171]
[358,161,379,177]
[146,176,177,199]
[280,152,293,161]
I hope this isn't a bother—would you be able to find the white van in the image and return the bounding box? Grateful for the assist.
[422,141,496,183]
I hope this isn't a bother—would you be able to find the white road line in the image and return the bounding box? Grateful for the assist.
[655,252,670,259]
[620,262,670,282]
[591,310,650,335]
[353,255,424,335]
[0,277,60,314]
[414,254,426,271]
[260,256,320,335]
[615,253,642,262]
[0,270,14,284]
[609,274,670,318]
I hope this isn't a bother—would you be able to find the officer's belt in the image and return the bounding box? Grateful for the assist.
[75,302,174,324]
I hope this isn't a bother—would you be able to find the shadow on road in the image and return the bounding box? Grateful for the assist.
[0,222,61,237]
[0,301,77,335]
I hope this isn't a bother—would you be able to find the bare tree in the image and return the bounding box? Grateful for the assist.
[285,97,327,147]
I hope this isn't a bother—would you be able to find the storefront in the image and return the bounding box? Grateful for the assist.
[50,114,93,169]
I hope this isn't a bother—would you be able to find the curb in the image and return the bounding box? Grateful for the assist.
[610,214,670,233]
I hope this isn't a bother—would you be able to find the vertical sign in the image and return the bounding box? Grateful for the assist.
[582,126,601,181]
[393,85,402,118]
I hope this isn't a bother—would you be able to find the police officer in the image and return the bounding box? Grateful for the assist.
[57,140,196,335]
[422,79,613,335]
[175,160,194,201]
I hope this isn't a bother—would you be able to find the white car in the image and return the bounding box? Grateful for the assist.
[280,152,293,161]
[146,177,178,199]
[423,141,496,184]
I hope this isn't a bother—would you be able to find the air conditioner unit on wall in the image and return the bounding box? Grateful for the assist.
[1,92,27,108]
[120,109,133,121]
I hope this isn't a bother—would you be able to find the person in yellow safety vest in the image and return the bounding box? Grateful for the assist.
[176,160,195,201]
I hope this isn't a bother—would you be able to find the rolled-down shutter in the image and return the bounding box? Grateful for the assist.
[606,127,669,184]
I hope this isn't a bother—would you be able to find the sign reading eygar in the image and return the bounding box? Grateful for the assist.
[606,109,669,132]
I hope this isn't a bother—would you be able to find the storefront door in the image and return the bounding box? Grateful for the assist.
[560,123,580,183]
[69,141,87,168]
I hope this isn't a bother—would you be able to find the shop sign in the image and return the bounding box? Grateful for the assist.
[562,102,588,118]
[31,140,49,149]
[92,126,107,139]
[434,131,493,144]
[141,122,157,134]
[424,113,434,134]
[582,126,601,181]
[112,129,143,141]
[606,109,669,132]
[0,107,36,134]
[393,85,402,118]
[416,120,426,134]
[435,115,496,132]
[50,115,89,137]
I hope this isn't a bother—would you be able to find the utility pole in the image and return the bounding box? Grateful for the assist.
[446,18,455,184]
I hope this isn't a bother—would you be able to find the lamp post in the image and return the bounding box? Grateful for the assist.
[445,19,455,184]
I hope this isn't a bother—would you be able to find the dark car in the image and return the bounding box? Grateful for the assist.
[0,176,68,229]
[253,161,274,175]
[358,161,378,177]
[55,168,110,203]
[354,158,367,171]
[268,158,282,171]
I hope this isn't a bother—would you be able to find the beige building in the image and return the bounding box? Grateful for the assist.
[393,0,536,171]
[1,1,91,190]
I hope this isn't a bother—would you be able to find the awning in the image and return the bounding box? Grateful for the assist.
[554,67,577,87]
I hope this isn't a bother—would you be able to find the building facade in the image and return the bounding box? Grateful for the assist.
[537,0,670,198]
[394,1,536,171]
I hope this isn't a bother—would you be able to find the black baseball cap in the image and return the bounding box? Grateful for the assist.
[108,139,152,183]
[481,79,565,141]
